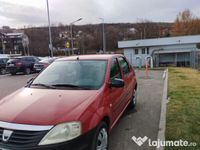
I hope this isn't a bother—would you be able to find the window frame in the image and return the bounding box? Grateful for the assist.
[118,57,130,76]
[142,48,146,54]
[147,48,150,54]
[110,58,122,80]
[135,49,139,55]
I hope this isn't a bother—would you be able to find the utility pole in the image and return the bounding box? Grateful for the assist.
[46,0,53,57]
[99,18,106,53]
[70,18,83,55]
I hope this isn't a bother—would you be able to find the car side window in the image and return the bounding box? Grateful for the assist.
[25,57,34,62]
[118,57,130,75]
[110,58,122,80]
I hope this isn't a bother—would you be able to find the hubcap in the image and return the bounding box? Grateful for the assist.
[26,68,30,74]
[133,90,137,105]
[1,69,6,75]
[96,128,108,150]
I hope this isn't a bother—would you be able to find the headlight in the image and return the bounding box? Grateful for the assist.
[39,122,82,145]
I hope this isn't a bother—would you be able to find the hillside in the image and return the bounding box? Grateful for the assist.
[23,22,172,56]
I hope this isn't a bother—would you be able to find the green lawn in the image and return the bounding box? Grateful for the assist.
[166,68,200,150]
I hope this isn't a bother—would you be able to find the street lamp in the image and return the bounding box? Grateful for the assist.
[70,18,83,55]
[0,33,5,54]
[99,18,106,54]
[46,0,53,57]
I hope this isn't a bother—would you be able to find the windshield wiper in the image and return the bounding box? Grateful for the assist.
[31,83,56,89]
[51,84,80,88]
[51,84,92,90]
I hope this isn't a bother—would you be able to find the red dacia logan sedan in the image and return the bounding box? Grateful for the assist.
[0,54,137,150]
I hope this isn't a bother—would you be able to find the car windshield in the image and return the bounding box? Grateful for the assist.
[31,60,107,90]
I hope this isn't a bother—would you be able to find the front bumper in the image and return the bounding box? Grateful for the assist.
[0,128,96,150]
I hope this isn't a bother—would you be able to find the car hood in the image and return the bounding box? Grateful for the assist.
[0,88,99,125]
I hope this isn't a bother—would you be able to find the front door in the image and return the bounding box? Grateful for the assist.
[109,58,124,123]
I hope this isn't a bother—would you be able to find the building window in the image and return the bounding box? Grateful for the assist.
[135,49,138,54]
[147,48,149,54]
[142,48,145,54]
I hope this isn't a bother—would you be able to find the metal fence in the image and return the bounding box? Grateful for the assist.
[194,51,200,70]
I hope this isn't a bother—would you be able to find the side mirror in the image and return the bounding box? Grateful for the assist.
[110,78,124,88]
[27,77,34,85]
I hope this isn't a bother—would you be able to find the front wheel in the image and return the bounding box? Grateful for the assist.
[0,68,6,75]
[91,122,109,150]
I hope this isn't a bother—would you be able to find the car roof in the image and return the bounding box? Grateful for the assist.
[56,54,123,61]
[11,56,36,59]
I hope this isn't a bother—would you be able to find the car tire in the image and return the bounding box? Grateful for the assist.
[24,68,31,75]
[10,72,16,75]
[129,89,137,109]
[91,122,109,150]
[0,69,6,75]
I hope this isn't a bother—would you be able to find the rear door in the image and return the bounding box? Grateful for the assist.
[24,57,35,69]
[109,58,124,123]
[118,57,134,106]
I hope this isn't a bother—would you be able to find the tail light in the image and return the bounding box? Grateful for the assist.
[43,63,49,68]
[16,62,22,68]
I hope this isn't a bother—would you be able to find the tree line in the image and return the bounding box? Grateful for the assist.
[22,9,200,56]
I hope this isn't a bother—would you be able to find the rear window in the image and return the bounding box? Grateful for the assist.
[7,58,21,63]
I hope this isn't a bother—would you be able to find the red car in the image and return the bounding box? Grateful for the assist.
[0,54,137,150]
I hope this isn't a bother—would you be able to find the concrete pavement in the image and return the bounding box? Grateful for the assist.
[109,70,164,150]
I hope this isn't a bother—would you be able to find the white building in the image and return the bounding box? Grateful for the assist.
[118,35,200,67]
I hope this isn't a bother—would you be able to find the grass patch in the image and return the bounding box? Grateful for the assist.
[166,68,200,150]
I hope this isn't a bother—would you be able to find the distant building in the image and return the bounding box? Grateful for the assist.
[118,35,200,67]
[0,32,29,55]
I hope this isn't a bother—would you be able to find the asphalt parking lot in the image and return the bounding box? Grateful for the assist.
[109,70,164,150]
[0,70,164,150]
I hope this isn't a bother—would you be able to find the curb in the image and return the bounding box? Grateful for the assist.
[157,68,168,150]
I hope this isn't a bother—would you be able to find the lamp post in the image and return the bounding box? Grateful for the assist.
[0,33,5,54]
[99,18,106,54]
[46,0,53,57]
[70,18,83,55]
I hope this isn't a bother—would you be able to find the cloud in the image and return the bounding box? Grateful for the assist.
[0,0,47,27]
[0,0,199,28]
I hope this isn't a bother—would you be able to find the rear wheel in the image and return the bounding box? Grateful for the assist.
[91,122,109,150]
[129,89,137,109]
[24,68,31,75]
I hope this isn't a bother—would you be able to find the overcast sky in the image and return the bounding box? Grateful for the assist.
[0,0,199,28]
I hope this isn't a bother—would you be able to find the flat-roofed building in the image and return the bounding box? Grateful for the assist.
[118,35,200,67]
[0,32,29,55]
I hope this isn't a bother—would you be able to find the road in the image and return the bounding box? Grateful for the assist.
[0,70,164,150]
[0,73,37,100]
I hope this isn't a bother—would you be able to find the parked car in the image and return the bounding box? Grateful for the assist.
[0,54,137,150]
[0,57,9,75]
[6,56,40,75]
[34,57,57,72]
